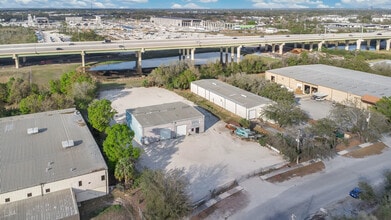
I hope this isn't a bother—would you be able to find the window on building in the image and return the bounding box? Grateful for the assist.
[45,188,50,193]
[27,193,32,197]
[101,175,105,181]
[5,198,10,203]
[78,181,82,187]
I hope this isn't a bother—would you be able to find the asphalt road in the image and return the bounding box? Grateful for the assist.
[1,32,390,57]
[231,146,391,220]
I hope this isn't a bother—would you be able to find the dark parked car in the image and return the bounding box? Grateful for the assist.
[349,187,361,199]
[56,47,63,50]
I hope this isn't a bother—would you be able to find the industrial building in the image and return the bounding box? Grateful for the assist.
[190,79,274,120]
[150,16,202,27]
[265,64,391,108]
[126,102,205,145]
[0,108,108,219]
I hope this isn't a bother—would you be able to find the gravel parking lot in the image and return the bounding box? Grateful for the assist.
[99,87,286,203]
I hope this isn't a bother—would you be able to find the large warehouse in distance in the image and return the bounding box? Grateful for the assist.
[126,102,205,145]
[0,108,108,219]
[265,64,391,108]
[191,79,274,120]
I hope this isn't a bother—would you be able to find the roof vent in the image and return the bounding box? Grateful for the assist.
[62,140,75,149]
[212,82,217,85]
[241,94,247,98]
[27,127,39,135]
[70,168,76,172]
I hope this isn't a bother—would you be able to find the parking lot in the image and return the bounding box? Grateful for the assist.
[99,87,286,203]
[296,95,334,120]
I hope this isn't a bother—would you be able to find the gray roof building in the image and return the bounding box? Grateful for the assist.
[0,188,79,220]
[126,102,204,128]
[267,64,391,98]
[0,108,107,194]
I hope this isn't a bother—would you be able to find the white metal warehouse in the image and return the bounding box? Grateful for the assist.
[191,79,274,120]
[265,64,391,108]
[126,102,205,145]
[0,108,108,219]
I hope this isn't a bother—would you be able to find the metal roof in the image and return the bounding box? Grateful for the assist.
[0,188,79,220]
[126,102,204,128]
[191,79,273,108]
[267,64,391,98]
[0,108,107,194]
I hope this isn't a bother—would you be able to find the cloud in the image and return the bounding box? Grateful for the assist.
[340,0,391,8]
[122,0,148,3]
[251,0,329,8]
[171,2,205,8]
[199,0,218,2]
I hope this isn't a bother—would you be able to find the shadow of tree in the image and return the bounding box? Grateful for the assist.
[135,137,185,171]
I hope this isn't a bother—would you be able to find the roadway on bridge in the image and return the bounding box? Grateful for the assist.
[0,32,390,58]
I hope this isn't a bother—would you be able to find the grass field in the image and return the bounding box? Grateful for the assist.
[0,63,80,87]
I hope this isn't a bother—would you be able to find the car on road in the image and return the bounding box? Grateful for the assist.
[377,33,382,35]
[119,45,125,49]
[349,187,361,199]
[68,43,75,46]
[286,35,290,37]
[232,37,238,39]
[56,47,63,50]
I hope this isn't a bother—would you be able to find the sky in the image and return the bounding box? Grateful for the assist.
[1,0,391,9]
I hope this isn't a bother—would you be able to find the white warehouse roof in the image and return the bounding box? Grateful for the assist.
[0,108,107,194]
[267,64,391,98]
[191,79,273,108]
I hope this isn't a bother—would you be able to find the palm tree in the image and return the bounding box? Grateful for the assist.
[114,157,135,188]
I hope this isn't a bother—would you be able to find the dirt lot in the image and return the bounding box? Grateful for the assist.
[266,161,325,183]
[345,142,387,158]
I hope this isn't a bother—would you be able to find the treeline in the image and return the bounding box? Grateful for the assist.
[0,71,96,117]
[0,26,36,44]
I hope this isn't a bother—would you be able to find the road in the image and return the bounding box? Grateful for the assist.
[0,32,390,58]
[230,146,391,220]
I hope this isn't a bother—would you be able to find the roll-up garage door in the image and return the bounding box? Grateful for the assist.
[176,125,187,137]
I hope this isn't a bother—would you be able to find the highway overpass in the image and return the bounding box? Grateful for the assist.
[1,32,390,69]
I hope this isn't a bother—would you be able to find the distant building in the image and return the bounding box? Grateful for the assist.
[191,79,273,120]
[0,108,108,219]
[265,64,391,108]
[126,102,205,145]
[150,16,202,27]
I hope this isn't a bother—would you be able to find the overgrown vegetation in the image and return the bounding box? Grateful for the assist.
[0,26,36,44]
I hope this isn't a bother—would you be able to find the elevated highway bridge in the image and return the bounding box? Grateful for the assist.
[1,32,390,70]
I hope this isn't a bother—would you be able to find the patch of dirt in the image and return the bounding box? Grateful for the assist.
[191,191,249,220]
[336,137,363,152]
[266,161,325,183]
[345,142,387,158]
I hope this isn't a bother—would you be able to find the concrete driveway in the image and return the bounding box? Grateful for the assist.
[99,87,286,203]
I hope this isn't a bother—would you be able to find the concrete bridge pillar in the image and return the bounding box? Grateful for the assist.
[265,44,269,52]
[81,51,85,68]
[294,43,297,48]
[237,45,242,63]
[271,44,276,53]
[345,40,349,51]
[366,40,371,50]
[301,42,305,49]
[186,49,190,59]
[386,39,391,51]
[190,48,195,61]
[334,42,339,50]
[179,49,182,60]
[230,47,235,63]
[356,39,362,51]
[376,40,381,51]
[136,50,143,74]
[309,43,313,52]
[220,47,223,64]
[13,54,19,69]
[182,49,186,60]
[317,42,323,51]
[225,47,229,64]
[279,43,285,55]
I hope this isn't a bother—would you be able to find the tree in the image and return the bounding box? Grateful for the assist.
[114,157,135,188]
[307,118,339,149]
[103,124,140,165]
[139,169,191,220]
[330,102,391,142]
[372,96,391,122]
[358,181,377,203]
[261,101,308,128]
[87,99,116,133]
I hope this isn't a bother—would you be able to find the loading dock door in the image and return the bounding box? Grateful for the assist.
[160,128,171,140]
[176,125,187,137]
